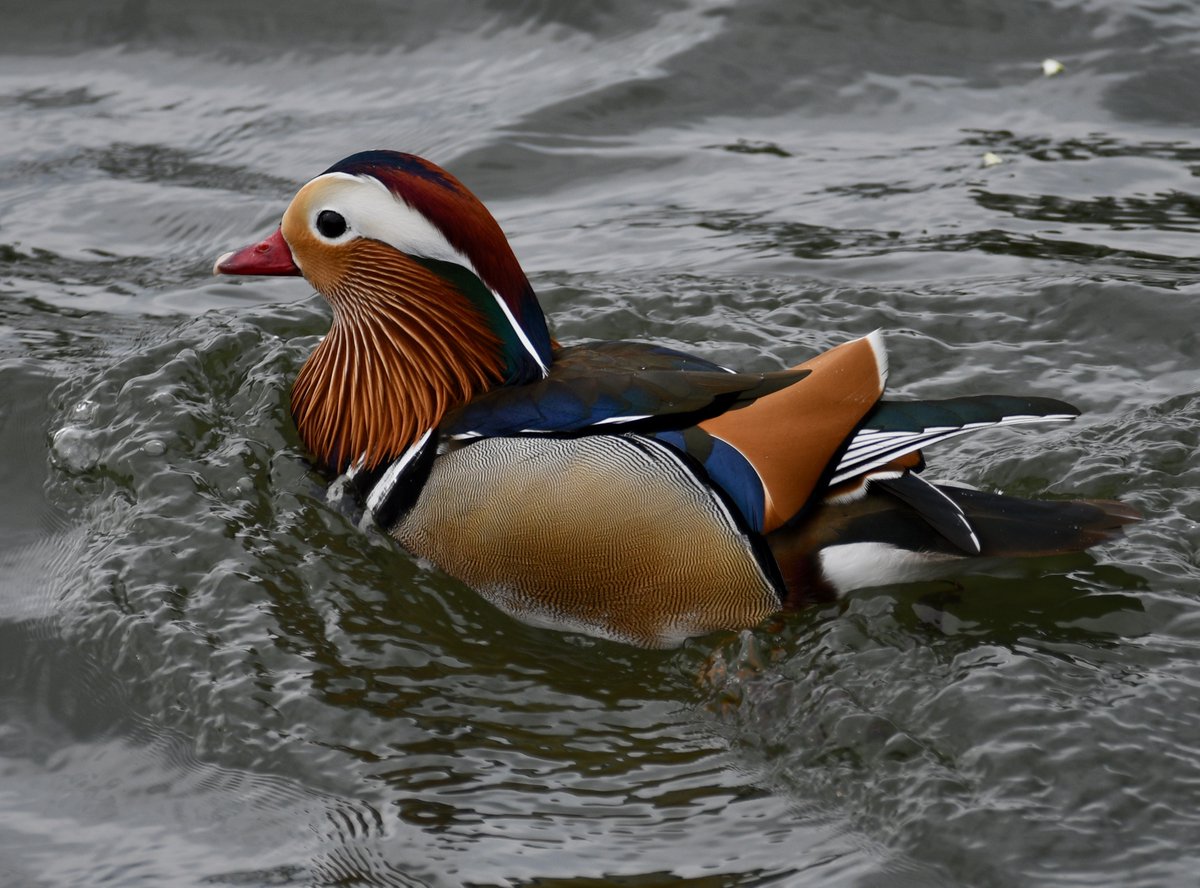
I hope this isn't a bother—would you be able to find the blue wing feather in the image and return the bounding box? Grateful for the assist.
[441,341,807,438]
[652,429,767,533]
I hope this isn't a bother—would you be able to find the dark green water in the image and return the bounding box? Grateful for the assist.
[2,1,1198,885]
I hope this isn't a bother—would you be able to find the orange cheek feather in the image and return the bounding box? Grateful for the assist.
[285,229,506,471]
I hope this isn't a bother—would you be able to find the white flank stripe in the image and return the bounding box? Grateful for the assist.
[593,414,653,425]
[511,414,653,434]
[831,413,1076,487]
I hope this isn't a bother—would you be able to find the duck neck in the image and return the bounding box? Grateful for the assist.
[413,256,551,385]
[291,242,518,472]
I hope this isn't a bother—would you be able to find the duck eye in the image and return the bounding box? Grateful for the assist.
[316,210,347,239]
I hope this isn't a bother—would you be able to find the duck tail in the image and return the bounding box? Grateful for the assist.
[925,484,1140,557]
[767,482,1139,601]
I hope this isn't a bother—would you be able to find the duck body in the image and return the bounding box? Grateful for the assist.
[216,151,1136,647]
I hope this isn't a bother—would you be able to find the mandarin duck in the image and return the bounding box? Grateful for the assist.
[215,150,1136,648]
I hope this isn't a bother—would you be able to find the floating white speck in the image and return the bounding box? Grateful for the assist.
[71,399,97,422]
[50,426,100,472]
[982,151,1004,167]
[1042,58,1065,76]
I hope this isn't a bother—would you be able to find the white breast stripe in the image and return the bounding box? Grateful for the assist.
[366,428,434,514]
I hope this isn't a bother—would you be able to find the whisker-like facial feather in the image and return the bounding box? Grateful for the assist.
[357,270,485,364]
[291,241,506,471]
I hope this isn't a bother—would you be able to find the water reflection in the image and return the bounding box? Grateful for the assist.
[3,0,1199,882]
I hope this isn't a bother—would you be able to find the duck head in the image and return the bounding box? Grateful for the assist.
[215,151,552,472]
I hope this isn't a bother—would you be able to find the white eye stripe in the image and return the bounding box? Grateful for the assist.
[296,171,548,377]
[307,172,481,274]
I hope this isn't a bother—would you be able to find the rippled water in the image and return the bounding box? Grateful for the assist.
[3,1,1199,885]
